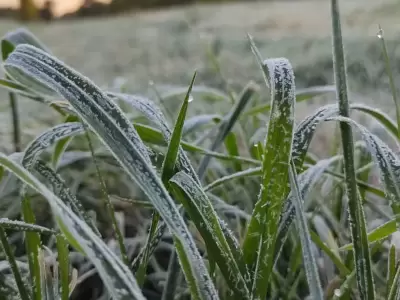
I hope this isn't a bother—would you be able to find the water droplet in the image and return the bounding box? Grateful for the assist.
[334,289,342,297]
[188,94,194,103]
[377,26,384,39]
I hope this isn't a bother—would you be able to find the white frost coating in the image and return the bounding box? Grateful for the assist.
[0,218,54,233]
[5,45,219,300]
[21,122,84,170]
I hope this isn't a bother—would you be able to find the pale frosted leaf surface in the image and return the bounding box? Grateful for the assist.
[0,218,55,234]
[21,122,84,170]
[4,44,218,300]
[242,57,295,299]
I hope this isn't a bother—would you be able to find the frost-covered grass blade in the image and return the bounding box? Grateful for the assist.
[242,56,295,299]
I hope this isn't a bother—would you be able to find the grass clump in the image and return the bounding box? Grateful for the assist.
[0,0,399,299]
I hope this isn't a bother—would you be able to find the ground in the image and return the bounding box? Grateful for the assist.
[0,0,399,151]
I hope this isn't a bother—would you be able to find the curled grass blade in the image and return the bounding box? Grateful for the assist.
[242,57,295,299]
[5,44,219,299]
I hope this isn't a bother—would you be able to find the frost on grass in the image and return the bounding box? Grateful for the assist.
[243,57,295,298]
[0,218,54,234]
[21,122,84,170]
[4,45,219,299]
[333,116,400,214]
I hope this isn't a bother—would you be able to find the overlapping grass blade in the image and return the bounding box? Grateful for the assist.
[241,57,295,299]
[108,91,200,183]
[340,215,398,251]
[136,72,196,288]
[4,44,219,299]
[387,245,396,298]
[169,171,250,299]
[331,0,375,297]
[197,82,257,179]
[34,159,100,236]
[329,116,400,215]
[0,152,146,300]
[288,160,324,299]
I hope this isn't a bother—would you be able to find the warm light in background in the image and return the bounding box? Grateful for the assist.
[0,0,112,16]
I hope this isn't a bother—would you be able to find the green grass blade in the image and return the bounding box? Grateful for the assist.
[0,227,30,300]
[387,245,396,298]
[388,262,400,300]
[1,28,50,58]
[242,57,295,299]
[330,0,375,298]
[197,82,258,179]
[160,73,197,299]
[5,44,219,299]
[204,167,261,191]
[288,160,324,299]
[137,72,196,289]
[21,196,42,300]
[0,152,146,300]
[340,216,398,251]
[169,171,251,299]
[55,235,69,300]
[377,25,400,138]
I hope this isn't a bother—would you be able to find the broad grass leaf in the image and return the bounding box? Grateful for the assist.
[242,57,295,299]
[5,44,219,299]
[288,161,324,300]
[169,171,250,299]
[0,152,146,300]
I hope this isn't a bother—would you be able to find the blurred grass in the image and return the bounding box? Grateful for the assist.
[0,0,398,150]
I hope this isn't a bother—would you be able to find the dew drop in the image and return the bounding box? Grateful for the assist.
[188,94,194,103]
[334,289,342,297]
[377,26,384,39]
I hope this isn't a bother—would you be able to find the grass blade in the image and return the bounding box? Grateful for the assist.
[0,227,30,300]
[169,171,251,299]
[55,235,69,300]
[197,82,258,179]
[5,44,219,299]
[331,0,375,298]
[242,56,295,299]
[288,160,324,299]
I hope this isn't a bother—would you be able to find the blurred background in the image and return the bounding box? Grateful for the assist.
[0,0,399,153]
